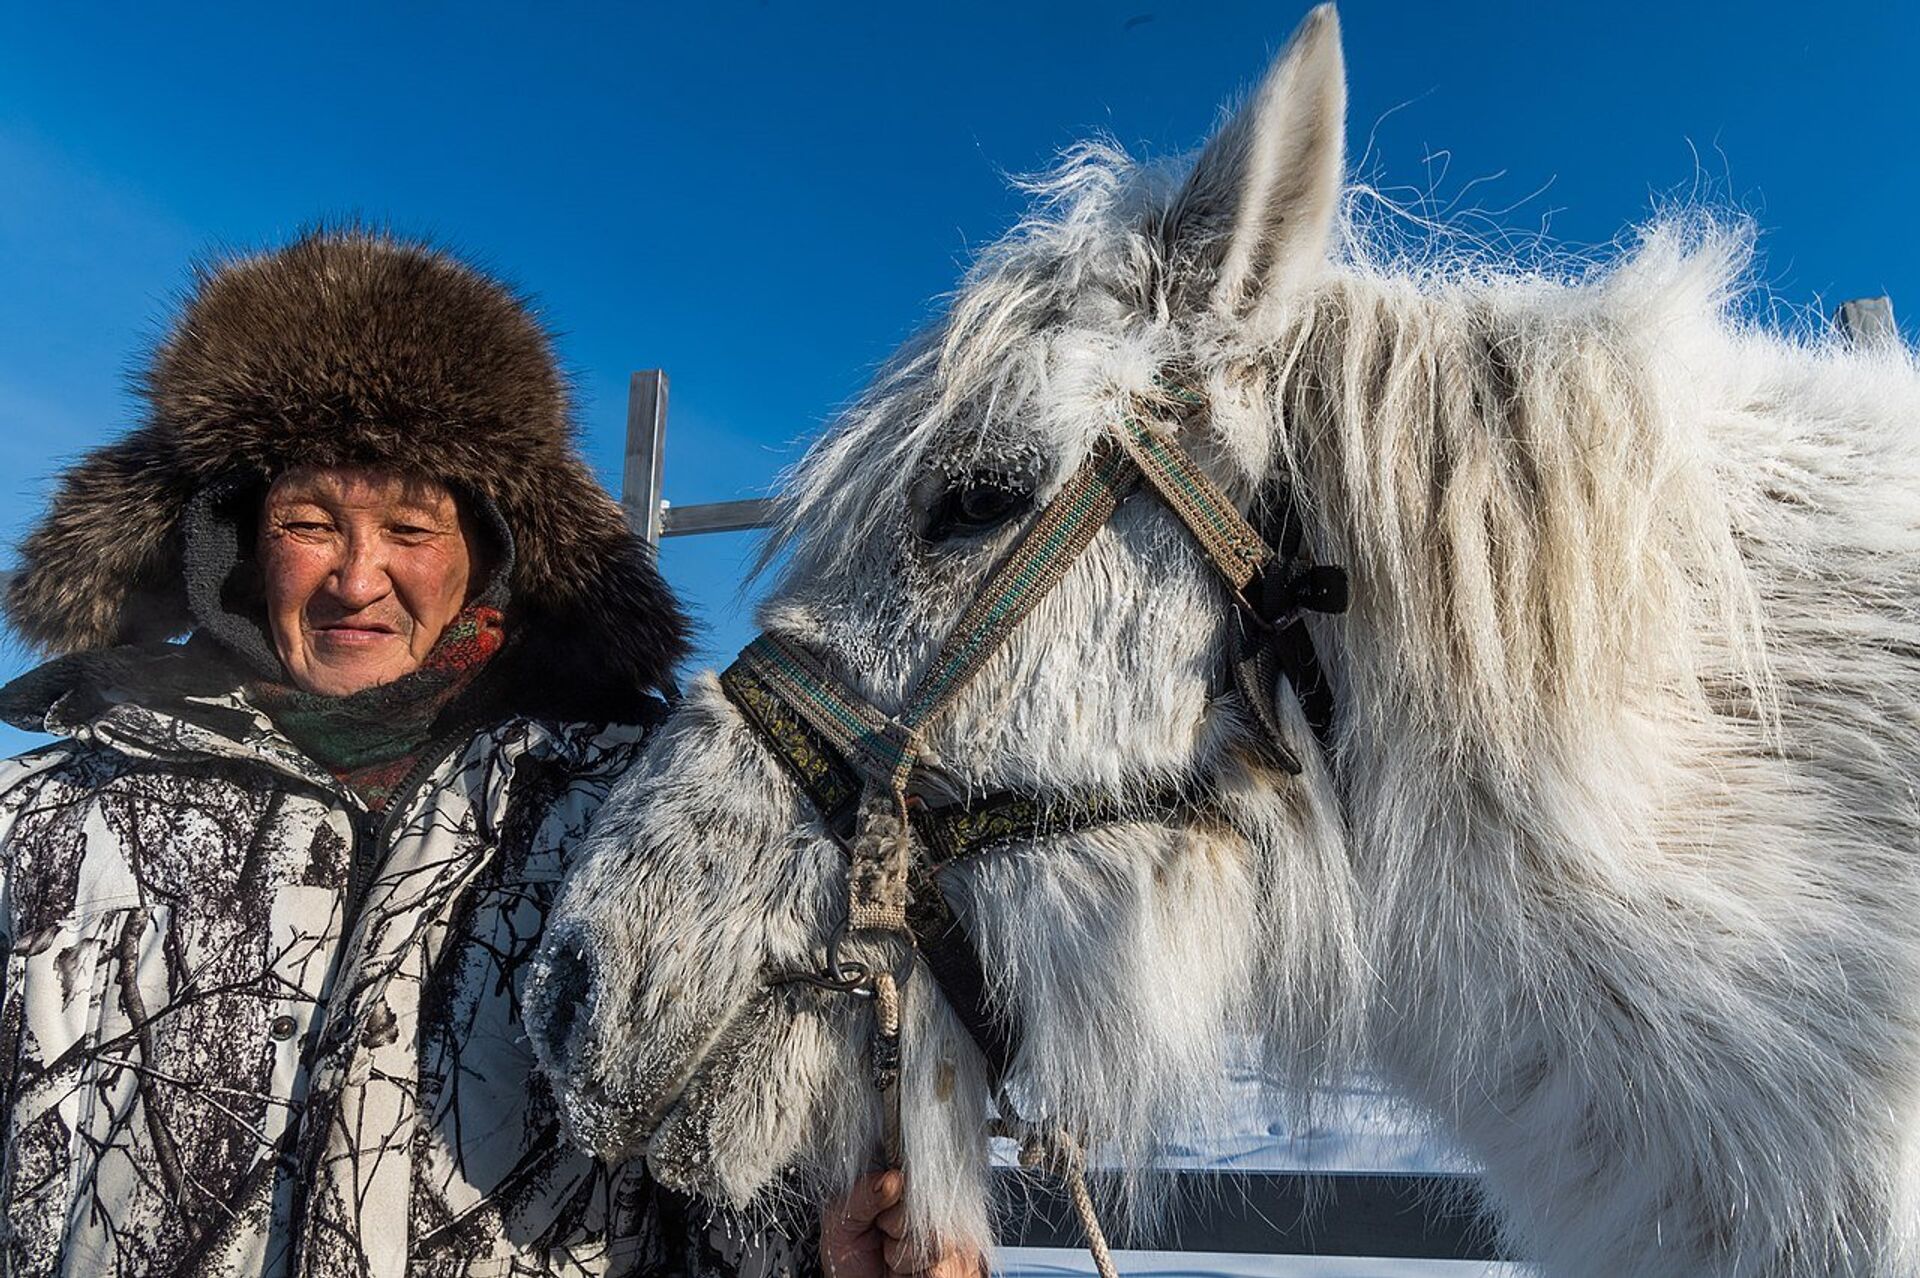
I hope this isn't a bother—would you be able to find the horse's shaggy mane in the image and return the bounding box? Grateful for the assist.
[773,137,1775,760]
[1272,227,1773,769]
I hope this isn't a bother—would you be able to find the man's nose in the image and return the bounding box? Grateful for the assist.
[328,534,392,610]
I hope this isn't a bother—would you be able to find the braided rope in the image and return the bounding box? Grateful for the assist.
[1063,1160,1119,1278]
[872,971,904,1168]
[989,1119,1118,1278]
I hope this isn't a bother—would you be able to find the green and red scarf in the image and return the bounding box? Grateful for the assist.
[250,604,508,812]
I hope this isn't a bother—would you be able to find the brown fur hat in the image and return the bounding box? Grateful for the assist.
[6,225,688,702]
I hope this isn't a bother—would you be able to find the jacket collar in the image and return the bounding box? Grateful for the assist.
[4,637,351,796]
[1,632,665,788]
[64,687,347,797]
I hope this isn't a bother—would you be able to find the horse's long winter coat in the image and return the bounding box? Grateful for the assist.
[527,9,1920,1274]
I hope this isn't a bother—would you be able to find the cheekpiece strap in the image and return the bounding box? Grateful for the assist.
[720,655,863,838]
[901,441,1138,730]
[1112,413,1271,593]
[728,635,923,939]
[1227,615,1305,775]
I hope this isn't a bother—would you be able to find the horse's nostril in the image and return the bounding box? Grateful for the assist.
[533,942,594,1063]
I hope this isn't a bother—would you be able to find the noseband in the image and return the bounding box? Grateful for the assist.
[717,388,1346,1258]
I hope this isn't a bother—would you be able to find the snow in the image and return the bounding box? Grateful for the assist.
[1141,1069,1471,1174]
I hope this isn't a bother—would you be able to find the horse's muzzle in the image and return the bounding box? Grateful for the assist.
[527,925,782,1184]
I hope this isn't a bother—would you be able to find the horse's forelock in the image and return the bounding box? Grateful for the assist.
[759,145,1181,586]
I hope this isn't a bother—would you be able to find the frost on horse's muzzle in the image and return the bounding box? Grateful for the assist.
[526,923,754,1174]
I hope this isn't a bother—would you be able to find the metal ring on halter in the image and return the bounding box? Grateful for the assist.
[765,918,877,998]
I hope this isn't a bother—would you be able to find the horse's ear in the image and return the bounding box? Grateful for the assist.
[1159,4,1346,319]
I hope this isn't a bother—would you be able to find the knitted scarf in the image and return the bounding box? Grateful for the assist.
[250,605,507,812]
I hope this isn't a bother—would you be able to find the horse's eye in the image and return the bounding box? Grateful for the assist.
[922,476,1032,542]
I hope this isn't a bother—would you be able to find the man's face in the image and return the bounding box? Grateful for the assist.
[258,466,477,697]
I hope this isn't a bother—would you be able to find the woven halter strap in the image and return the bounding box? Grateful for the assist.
[724,647,1206,1080]
[727,396,1344,943]
[720,396,1347,1189]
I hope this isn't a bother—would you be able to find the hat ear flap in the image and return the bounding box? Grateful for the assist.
[564,533,691,697]
[8,433,197,654]
[495,462,691,702]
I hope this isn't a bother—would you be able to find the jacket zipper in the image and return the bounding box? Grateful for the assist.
[340,713,488,943]
[277,713,492,1278]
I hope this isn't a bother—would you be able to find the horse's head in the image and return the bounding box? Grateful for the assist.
[526,7,1363,1251]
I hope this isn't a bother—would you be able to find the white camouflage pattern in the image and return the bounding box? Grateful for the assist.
[0,679,818,1278]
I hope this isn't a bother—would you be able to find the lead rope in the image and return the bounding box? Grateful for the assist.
[984,1113,1118,1278]
[1046,1138,1117,1278]
[869,969,904,1166]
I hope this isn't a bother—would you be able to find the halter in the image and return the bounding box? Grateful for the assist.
[717,388,1347,1269]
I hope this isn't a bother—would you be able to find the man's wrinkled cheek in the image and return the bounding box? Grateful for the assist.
[263,545,326,667]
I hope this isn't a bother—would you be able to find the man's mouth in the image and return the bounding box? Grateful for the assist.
[310,621,402,642]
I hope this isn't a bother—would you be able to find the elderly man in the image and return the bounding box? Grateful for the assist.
[0,228,932,1278]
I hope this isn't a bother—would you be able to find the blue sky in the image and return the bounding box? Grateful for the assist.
[2,2,1914,753]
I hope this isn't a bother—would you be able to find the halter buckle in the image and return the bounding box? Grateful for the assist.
[1236,560,1350,633]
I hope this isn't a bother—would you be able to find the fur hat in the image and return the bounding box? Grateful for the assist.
[5,225,689,702]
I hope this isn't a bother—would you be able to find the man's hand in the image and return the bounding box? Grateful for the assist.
[820,1171,986,1278]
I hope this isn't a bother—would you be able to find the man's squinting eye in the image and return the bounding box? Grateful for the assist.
[921,474,1034,543]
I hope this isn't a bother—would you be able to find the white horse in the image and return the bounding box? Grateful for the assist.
[526,8,1920,1274]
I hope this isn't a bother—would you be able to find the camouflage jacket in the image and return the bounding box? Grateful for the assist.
[0,660,817,1278]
